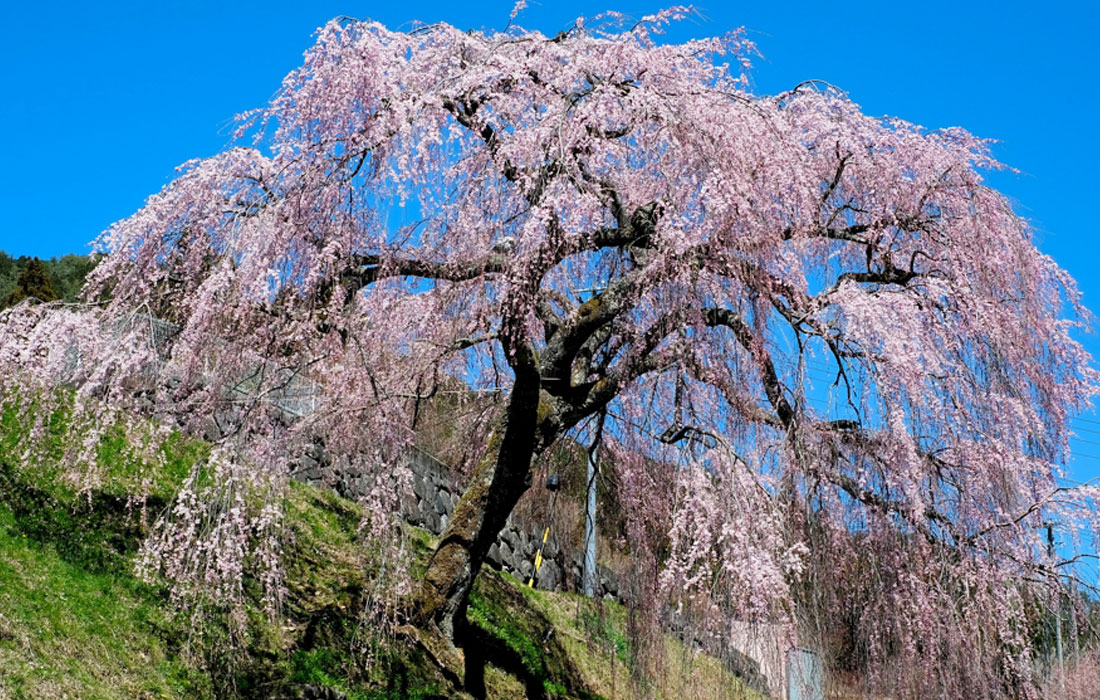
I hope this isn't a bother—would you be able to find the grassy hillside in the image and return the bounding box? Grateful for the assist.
[0,397,763,700]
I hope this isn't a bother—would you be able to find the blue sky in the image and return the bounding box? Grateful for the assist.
[2,1,1100,489]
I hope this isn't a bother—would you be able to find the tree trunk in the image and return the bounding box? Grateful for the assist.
[412,358,553,642]
[411,433,530,640]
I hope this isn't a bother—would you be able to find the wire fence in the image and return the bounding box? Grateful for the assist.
[62,311,321,421]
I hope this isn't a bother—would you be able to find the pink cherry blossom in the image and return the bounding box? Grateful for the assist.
[0,10,1095,697]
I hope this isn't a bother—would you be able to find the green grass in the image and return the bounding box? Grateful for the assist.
[0,393,208,699]
[0,391,765,700]
[0,393,455,700]
[497,574,767,700]
[468,585,549,683]
[0,503,209,699]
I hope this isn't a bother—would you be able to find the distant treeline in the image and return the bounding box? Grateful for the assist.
[0,251,97,310]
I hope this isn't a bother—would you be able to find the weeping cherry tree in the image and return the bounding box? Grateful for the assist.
[1,8,1098,698]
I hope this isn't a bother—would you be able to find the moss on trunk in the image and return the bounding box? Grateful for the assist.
[413,370,561,646]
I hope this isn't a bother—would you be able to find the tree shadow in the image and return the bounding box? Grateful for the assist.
[458,615,548,700]
[0,459,164,574]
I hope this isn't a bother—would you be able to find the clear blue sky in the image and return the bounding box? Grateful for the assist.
[3,1,1100,485]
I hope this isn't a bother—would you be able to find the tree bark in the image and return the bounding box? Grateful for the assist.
[412,348,554,642]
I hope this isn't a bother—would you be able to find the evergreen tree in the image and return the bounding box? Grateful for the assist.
[0,252,16,303]
[48,254,98,302]
[6,258,58,306]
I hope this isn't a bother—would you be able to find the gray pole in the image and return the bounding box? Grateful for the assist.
[583,412,605,598]
[583,446,598,597]
[1048,523,1064,697]
[1070,578,1080,661]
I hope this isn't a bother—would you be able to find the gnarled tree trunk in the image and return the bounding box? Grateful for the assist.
[412,350,558,642]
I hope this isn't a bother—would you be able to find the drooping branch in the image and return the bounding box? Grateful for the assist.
[703,307,795,427]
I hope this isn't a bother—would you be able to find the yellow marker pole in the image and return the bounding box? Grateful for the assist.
[527,526,551,588]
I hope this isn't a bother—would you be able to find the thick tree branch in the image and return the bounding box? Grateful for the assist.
[703,307,795,427]
[342,252,506,287]
[540,267,645,390]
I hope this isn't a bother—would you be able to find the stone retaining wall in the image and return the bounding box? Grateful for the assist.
[292,445,620,600]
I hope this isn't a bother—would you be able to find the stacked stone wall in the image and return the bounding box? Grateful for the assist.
[292,445,620,600]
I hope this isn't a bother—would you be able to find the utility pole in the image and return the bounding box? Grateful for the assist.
[1047,522,1065,698]
[572,285,607,600]
[1070,577,1080,661]
[583,411,605,598]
